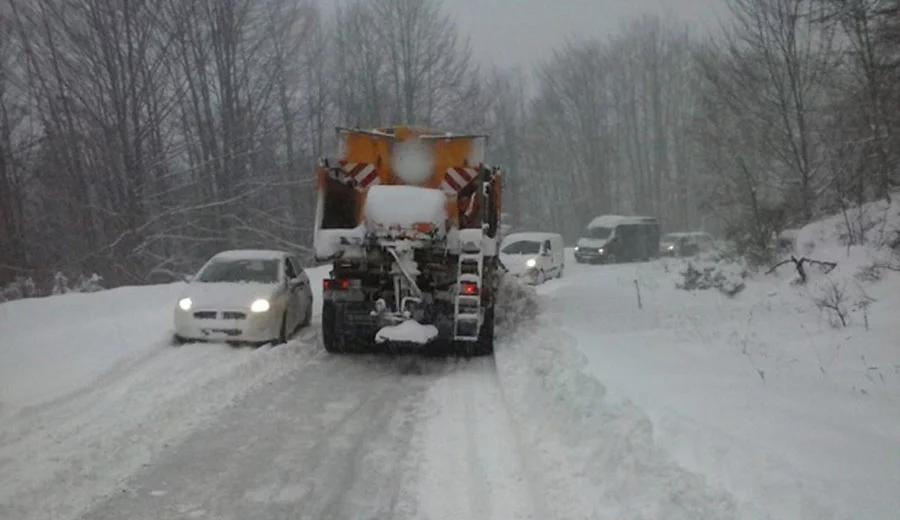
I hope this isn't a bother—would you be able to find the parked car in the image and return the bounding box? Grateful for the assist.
[659,232,715,257]
[574,215,660,264]
[173,249,314,345]
[499,232,565,284]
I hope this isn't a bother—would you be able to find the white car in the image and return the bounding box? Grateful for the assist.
[499,232,565,284]
[173,250,314,345]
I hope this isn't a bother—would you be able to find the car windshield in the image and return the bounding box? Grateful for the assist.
[195,259,280,284]
[662,234,684,242]
[502,241,541,255]
[584,227,611,240]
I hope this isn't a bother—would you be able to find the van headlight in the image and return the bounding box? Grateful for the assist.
[250,299,270,313]
[178,297,192,311]
[525,258,537,268]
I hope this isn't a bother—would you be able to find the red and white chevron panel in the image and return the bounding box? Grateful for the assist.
[339,161,380,188]
[440,167,478,194]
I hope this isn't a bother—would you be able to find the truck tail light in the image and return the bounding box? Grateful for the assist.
[324,278,352,290]
[461,281,479,296]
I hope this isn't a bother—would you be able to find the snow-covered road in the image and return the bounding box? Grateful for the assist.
[3,222,899,520]
[77,355,538,520]
[0,266,740,520]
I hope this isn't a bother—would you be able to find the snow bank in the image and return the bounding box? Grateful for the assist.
[494,274,540,338]
[493,312,739,520]
[0,283,184,409]
[375,320,438,344]
[551,197,900,519]
[363,185,446,232]
[0,267,329,520]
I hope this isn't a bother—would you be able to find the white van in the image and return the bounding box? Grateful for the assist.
[499,232,566,284]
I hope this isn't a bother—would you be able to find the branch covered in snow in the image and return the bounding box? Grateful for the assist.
[767,256,837,284]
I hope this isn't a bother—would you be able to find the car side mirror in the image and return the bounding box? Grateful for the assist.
[541,249,551,257]
[183,274,193,283]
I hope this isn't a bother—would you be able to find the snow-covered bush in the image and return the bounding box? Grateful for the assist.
[52,272,70,295]
[74,273,104,293]
[676,259,748,297]
[0,277,37,303]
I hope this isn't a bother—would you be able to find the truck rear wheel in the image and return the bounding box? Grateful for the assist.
[321,300,342,353]
[322,300,373,353]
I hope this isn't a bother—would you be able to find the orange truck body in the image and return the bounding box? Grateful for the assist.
[316,126,501,228]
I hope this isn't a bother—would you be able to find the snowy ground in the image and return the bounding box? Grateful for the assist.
[1,203,899,520]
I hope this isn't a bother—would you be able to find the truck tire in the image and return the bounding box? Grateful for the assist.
[321,300,344,353]
[322,300,373,353]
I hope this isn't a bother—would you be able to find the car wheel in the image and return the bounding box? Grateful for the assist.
[557,266,565,279]
[172,334,189,346]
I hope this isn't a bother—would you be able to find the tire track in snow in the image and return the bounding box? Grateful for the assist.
[73,355,543,520]
[0,329,323,520]
[412,357,539,520]
[75,356,440,520]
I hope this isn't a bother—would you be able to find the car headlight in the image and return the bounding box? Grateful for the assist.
[525,258,537,268]
[250,298,270,313]
[598,248,604,254]
[178,297,192,311]
[667,245,675,251]
[574,246,580,252]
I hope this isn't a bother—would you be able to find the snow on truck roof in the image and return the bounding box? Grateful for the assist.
[211,249,289,261]
[587,215,658,228]
[502,232,561,244]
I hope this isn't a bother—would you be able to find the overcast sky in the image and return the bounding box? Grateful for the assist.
[443,0,725,69]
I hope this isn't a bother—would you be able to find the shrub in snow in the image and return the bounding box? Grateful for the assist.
[52,272,70,295]
[1,276,37,302]
[854,263,883,283]
[676,259,748,297]
[22,277,36,298]
[74,273,104,293]
[812,277,850,328]
[1,282,21,302]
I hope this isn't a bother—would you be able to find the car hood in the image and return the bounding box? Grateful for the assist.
[576,238,608,249]
[500,254,538,275]
[180,282,278,310]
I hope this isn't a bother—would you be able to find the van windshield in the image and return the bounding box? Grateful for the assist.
[584,227,611,239]
[502,241,542,255]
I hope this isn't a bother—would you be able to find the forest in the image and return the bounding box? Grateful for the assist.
[1,0,898,293]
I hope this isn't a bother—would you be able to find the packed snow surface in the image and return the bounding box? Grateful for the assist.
[363,185,446,231]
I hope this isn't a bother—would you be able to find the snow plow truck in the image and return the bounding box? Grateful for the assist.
[313,126,503,356]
